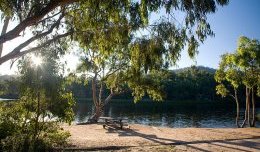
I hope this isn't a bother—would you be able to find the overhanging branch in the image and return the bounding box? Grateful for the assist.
[0,0,78,45]
[12,14,65,54]
[35,11,63,25]
[0,31,72,65]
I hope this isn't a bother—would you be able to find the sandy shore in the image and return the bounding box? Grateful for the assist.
[63,123,260,151]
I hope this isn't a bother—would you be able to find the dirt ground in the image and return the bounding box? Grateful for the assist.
[62,123,260,152]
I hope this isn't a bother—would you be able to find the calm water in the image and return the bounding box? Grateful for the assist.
[74,99,260,128]
[0,98,16,101]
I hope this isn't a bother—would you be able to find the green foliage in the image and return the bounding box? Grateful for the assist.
[0,47,75,151]
[0,0,13,16]
[17,55,75,124]
[215,36,260,98]
[0,101,70,152]
[127,70,169,102]
[215,53,242,97]
[69,0,228,103]
[235,36,260,88]
[1,0,229,103]
[69,66,220,101]
[165,66,217,101]
[0,77,19,98]
[216,84,229,97]
[68,0,229,62]
[0,0,229,67]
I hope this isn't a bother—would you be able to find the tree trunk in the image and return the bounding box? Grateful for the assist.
[89,103,104,123]
[247,88,251,126]
[234,90,241,128]
[251,87,256,127]
[241,87,250,128]
[88,73,99,123]
[89,89,114,122]
[91,74,98,107]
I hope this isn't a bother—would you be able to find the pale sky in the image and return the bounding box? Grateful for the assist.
[0,0,260,75]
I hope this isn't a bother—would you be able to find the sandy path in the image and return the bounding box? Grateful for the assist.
[63,124,260,151]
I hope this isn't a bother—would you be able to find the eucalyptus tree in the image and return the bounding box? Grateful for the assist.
[215,53,243,127]
[76,46,130,122]
[215,36,260,128]
[0,0,229,66]
[76,40,168,122]
[58,0,228,121]
[234,36,260,127]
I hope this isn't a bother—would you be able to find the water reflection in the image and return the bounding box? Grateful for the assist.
[74,99,259,128]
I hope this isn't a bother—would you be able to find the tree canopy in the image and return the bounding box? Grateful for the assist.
[67,0,229,104]
[0,0,229,66]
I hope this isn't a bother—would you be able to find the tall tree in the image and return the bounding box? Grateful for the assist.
[215,53,243,127]
[75,41,168,122]
[235,36,260,127]
[215,36,260,128]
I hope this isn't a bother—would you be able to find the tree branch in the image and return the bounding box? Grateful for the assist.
[104,89,114,105]
[35,10,63,25]
[12,14,65,54]
[0,0,78,44]
[92,72,98,107]
[229,94,236,100]
[99,82,103,103]
[102,63,128,81]
[0,31,72,65]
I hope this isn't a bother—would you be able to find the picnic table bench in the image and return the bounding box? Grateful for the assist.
[99,117,129,129]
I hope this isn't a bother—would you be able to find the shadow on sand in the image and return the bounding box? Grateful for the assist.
[102,126,260,152]
[64,124,260,151]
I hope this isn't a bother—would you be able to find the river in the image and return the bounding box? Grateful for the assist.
[74,99,260,128]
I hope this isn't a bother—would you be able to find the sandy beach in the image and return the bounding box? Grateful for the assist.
[62,123,260,151]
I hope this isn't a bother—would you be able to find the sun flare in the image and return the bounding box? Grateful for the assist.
[31,55,42,66]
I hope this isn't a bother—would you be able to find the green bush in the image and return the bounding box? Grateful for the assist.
[0,101,72,152]
[1,129,70,152]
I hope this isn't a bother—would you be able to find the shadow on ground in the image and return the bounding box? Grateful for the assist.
[102,126,260,152]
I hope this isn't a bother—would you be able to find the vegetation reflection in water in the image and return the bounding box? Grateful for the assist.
[74,99,260,128]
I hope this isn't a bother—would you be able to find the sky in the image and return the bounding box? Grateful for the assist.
[174,0,260,69]
[0,0,260,75]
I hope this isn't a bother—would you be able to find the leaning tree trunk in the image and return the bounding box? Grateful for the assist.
[88,76,115,122]
[89,102,104,123]
[89,93,114,122]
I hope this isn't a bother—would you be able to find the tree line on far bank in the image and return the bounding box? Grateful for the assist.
[64,66,248,102]
[1,65,256,103]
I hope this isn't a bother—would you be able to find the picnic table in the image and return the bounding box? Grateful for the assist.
[99,117,129,129]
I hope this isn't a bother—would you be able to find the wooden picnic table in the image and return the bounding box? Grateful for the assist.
[99,117,129,129]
